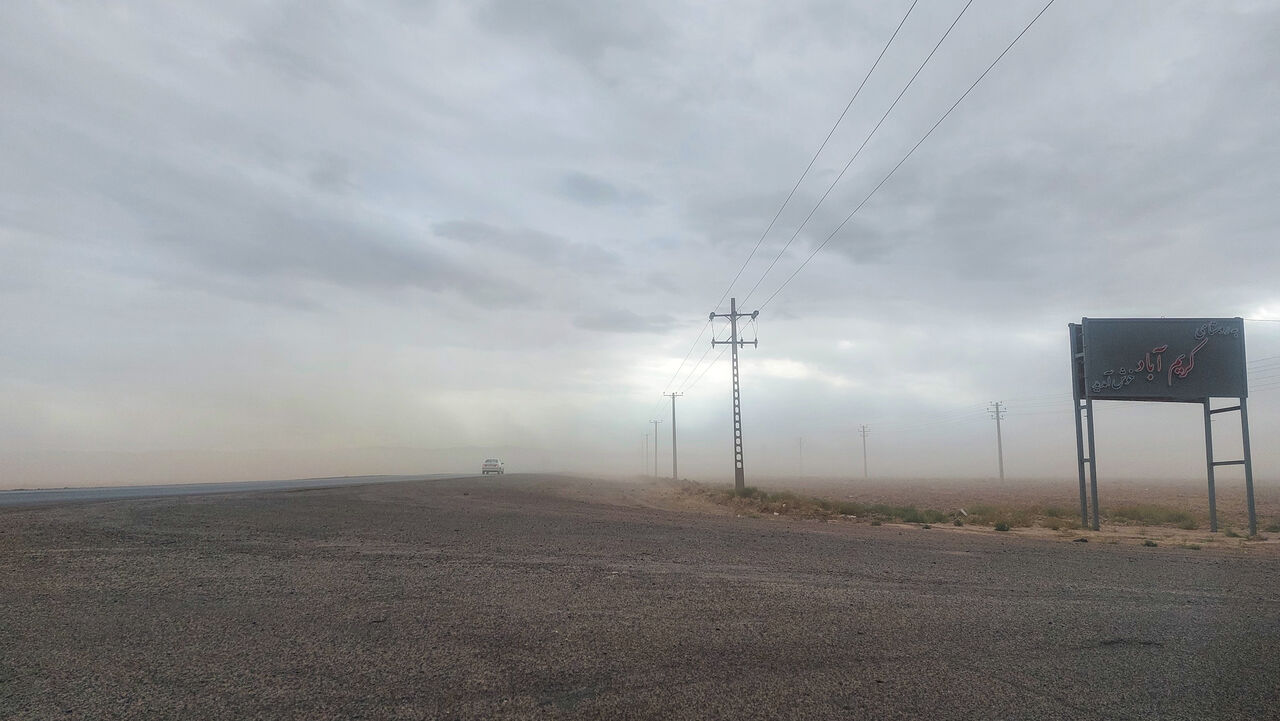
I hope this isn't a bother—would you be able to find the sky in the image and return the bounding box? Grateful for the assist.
[3,0,1280,488]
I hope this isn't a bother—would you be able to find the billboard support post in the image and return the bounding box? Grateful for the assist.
[1085,399,1100,531]
[1241,398,1256,536]
[1202,399,1218,533]
[1072,398,1088,528]
[1069,323,1097,529]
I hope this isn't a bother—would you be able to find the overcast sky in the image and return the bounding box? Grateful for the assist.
[4,0,1280,488]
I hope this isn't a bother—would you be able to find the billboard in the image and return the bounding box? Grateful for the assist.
[1078,318,1247,401]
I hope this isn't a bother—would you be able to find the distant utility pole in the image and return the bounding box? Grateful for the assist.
[989,401,1007,480]
[643,433,649,476]
[711,297,759,492]
[859,425,870,479]
[664,392,683,481]
[650,419,663,480]
[798,437,804,477]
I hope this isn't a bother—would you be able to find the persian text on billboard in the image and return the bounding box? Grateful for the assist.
[1081,318,1247,401]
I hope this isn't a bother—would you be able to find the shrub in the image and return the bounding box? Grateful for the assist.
[836,501,867,516]
[1142,539,1158,547]
[1042,517,1080,531]
[953,518,963,527]
[961,504,1033,528]
[1108,504,1197,527]
[994,522,1010,532]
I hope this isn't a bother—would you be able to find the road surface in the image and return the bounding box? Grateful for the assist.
[0,473,460,506]
[2,474,1277,720]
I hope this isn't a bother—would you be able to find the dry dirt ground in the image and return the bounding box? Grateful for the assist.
[3,474,1279,720]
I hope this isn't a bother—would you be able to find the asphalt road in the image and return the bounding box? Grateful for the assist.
[2,474,1278,720]
[0,473,460,506]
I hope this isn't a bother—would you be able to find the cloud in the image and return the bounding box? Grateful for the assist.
[433,220,622,269]
[574,310,679,334]
[3,0,1280,485]
[558,172,654,208]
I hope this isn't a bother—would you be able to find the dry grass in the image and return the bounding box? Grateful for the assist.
[684,480,1258,535]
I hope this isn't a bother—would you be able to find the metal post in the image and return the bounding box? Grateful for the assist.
[995,406,1005,480]
[665,392,682,481]
[1241,397,1257,537]
[1203,399,1218,533]
[650,419,662,480]
[643,433,649,476]
[859,425,869,479]
[1073,399,1089,528]
[1069,323,1089,528]
[711,298,758,493]
[1085,399,1100,531]
[730,299,743,490]
[988,401,1006,480]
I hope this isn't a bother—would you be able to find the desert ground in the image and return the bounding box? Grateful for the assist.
[3,474,1279,720]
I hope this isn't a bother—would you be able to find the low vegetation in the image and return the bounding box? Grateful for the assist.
[1106,504,1199,529]
[689,483,1226,535]
[723,486,951,524]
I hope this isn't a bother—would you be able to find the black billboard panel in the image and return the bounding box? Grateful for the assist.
[1081,318,1247,401]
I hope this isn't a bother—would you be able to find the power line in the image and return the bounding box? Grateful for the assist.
[686,346,729,393]
[676,316,753,394]
[758,0,1058,311]
[673,340,718,394]
[652,1,921,411]
[740,0,976,307]
[652,319,712,408]
[713,0,922,311]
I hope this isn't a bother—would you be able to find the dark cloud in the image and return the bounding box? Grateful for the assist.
[574,310,679,334]
[433,220,621,269]
[476,0,668,69]
[558,172,653,208]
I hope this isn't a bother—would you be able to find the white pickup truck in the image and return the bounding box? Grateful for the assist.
[481,458,504,475]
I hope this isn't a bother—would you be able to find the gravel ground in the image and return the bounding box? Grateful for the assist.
[2,474,1278,720]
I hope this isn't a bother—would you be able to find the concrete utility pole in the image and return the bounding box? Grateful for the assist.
[664,392,683,481]
[798,437,803,477]
[859,425,870,479]
[650,419,663,480]
[711,298,759,492]
[643,433,649,476]
[989,401,1007,480]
